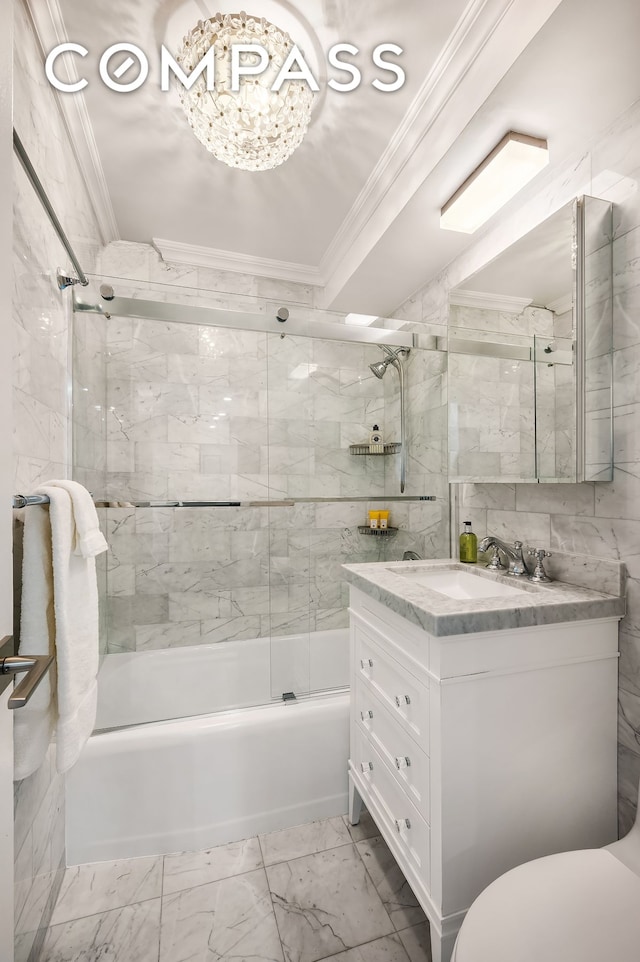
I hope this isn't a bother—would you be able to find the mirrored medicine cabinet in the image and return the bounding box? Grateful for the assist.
[447,195,613,484]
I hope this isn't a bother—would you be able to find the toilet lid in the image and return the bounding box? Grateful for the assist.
[454,849,640,962]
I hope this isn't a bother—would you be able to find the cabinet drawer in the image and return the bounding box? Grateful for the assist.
[352,727,430,886]
[355,623,429,747]
[355,681,430,819]
[350,588,430,670]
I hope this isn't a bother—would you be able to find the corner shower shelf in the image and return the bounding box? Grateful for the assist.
[357,526,398,537]
[349,443,401,456]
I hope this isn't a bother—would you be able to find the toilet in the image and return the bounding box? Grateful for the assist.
[452,781,640,961]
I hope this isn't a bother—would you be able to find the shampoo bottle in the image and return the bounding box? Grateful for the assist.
[369,425,384,454]
[459,521,477,564]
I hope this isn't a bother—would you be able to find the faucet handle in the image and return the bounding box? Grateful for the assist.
[527,547,552,560]
[527,547,553,583]
[486,545,506,571]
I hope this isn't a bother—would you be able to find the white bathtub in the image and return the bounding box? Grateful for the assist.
[95,628,350,730]
[66,692,350,864]
[66,630,351,864]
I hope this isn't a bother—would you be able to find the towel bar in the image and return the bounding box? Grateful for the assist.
[12,494,51,508]
[0,637,54,709]
[14,494,438,509]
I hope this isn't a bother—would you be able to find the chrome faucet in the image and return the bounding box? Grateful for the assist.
[402,550,422,561]
[478,537,529,577]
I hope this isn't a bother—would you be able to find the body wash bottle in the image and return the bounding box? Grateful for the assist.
[459,521,477,564]
[369,425,384,454]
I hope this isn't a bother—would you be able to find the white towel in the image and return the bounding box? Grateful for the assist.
[13,504,56,781]
[14,483,108,780]
[47,479,109,558]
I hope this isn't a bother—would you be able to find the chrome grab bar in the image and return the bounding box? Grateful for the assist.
[0,637,54,710]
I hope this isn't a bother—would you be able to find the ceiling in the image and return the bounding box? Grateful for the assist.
[40,0,640,315]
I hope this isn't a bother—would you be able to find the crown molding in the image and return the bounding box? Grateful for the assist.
[546,292,573,315]
[449,289,533,314]
[153,238,324,287]
[319,0,565,308]
[24,0,119,246]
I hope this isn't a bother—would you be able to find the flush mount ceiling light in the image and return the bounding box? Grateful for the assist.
[440,132,549,233]
[175,12,316,171]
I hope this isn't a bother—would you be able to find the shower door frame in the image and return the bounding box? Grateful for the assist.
[1,4,15,958]
[73,287,446,725]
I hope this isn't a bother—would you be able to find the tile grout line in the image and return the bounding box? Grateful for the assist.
[39,828,426,961]
[263,831,413,962]
[44,892,162,929]
[159,862,264,897]
[261,836,359,870]
[261,861,289,962]
[157,855,166,962]
[351,836,398,936]
[312,929,415,962]
[261,828,360,962]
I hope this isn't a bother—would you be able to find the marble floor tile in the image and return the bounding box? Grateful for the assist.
[160,867,283,962]
[342,810,379,842]
[39,897,161,962]
[50,855,163,925]
[356,838,427,931]
[397,923,432,962]
[316,934,411,962]
[260,816,352,866]
[266,843,394,962]
[163,836,264,895]
[14,928,37,962]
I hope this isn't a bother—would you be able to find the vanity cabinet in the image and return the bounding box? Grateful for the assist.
[348,586,620,962]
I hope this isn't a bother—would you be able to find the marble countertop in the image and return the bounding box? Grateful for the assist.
[341,559,625,637]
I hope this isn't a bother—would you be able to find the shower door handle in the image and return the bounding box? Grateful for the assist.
[0,638,54,709]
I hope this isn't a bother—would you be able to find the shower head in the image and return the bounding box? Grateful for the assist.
[369,359,389,379]
[368,346,409,379]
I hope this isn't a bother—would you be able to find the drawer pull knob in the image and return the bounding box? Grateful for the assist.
[394,694,411,707]
[360,761,373,774]
[395,755,411,770]
[360,710,374,721]
[395,818,411,832]
[360,658,374,669]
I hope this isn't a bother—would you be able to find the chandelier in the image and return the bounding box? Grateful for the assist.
[175,12,316,171]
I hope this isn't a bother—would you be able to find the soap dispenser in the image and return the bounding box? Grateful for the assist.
[459,521,477,564]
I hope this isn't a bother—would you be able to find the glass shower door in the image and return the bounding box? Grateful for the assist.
[265,331,392,700]
[265,332,313,699]
[72,281,448,726]
[78,312,279,730]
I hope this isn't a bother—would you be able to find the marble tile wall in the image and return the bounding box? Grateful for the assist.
[85,241,451,658]
[383,347,449,559]
[447,304,554,481]
[72,315,108,662]
[12,1,104,958]
[105,502,380,655]
[584,198,615,481]
[537,311,575,481]
[98,240,321,310]
[394,94,640,834]
[98,313,442,654]
[103,324,390,503]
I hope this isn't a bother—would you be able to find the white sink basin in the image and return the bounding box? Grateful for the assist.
[387,566,528,600]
